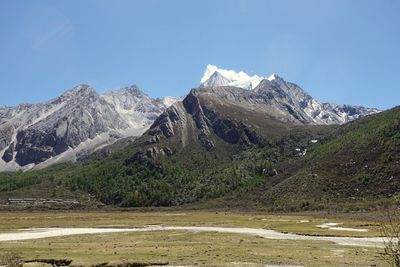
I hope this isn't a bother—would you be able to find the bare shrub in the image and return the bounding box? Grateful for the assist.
[381,207,400,267]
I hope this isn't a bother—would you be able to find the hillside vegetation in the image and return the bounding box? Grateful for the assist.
[259,106,400,211]
[0,123,330,209]
[0,102,398,211]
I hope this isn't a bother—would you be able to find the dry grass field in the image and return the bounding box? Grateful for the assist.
[0,211,388,266]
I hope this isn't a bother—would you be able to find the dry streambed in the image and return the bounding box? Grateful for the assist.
[0,225,386,247]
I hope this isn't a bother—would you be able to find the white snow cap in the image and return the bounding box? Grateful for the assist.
[200,64,276,89]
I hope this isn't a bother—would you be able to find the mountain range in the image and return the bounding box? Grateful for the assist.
[0,85,180,171]
[0,65,398,212]
[200,65,379,125]
[0,65,378,172]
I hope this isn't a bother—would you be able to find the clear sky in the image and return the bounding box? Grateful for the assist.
[0,0,399,110]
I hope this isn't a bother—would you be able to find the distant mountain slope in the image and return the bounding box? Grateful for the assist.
[0,84,179,171]
[200,65,379,125]
[101,85,165,135]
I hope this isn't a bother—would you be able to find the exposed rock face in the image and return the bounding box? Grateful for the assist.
[148,105,183,139]
[0,84,180,170]
[0,125,14,151]
[212,119,259,146]
[137,88,267,159]
[182,90,215,150]
[2,142,14,162]
[101,85,165,129]
[258,76,379,125]
[2,85,128,166]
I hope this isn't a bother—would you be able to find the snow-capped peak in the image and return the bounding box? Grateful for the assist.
[200,64,270,90]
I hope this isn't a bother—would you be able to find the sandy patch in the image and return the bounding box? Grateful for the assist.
[316,223,368,232]
[260,218,290,222]
[0,226,385,247]
[297,220,310,223]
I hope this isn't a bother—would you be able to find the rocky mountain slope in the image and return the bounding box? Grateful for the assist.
[135,79,378,162]
[200,65,379,125]
[135,86,305,161]
[0,85,179,171]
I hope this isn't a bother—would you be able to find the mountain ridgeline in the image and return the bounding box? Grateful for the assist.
[0,65,395,211]
[0,85,180,171]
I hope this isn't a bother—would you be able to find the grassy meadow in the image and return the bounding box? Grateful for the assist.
[0,211,389,266]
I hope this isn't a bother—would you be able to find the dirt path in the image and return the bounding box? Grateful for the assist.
[0,225,385,247]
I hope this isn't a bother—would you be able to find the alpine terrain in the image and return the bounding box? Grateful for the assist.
[1,2,398,266]
[200,65,379,125]
[0,65,392,212]
[0,65,378,172]
[0,85,180,171]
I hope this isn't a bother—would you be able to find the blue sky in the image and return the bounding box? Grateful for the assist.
[0,0,399,110]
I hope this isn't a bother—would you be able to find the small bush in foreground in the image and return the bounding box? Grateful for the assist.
[381,207,400,267]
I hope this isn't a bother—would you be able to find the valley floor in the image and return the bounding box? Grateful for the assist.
[0,211,389,266]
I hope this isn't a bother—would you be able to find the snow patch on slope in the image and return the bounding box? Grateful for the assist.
[162,96,183,108]
[267,73,277,81]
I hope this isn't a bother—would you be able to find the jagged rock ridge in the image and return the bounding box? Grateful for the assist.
[0,84,180,171]
[200,65,379,125]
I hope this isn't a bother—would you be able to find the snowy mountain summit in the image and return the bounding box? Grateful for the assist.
[200,64,276,89]
[200,64,379,125]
